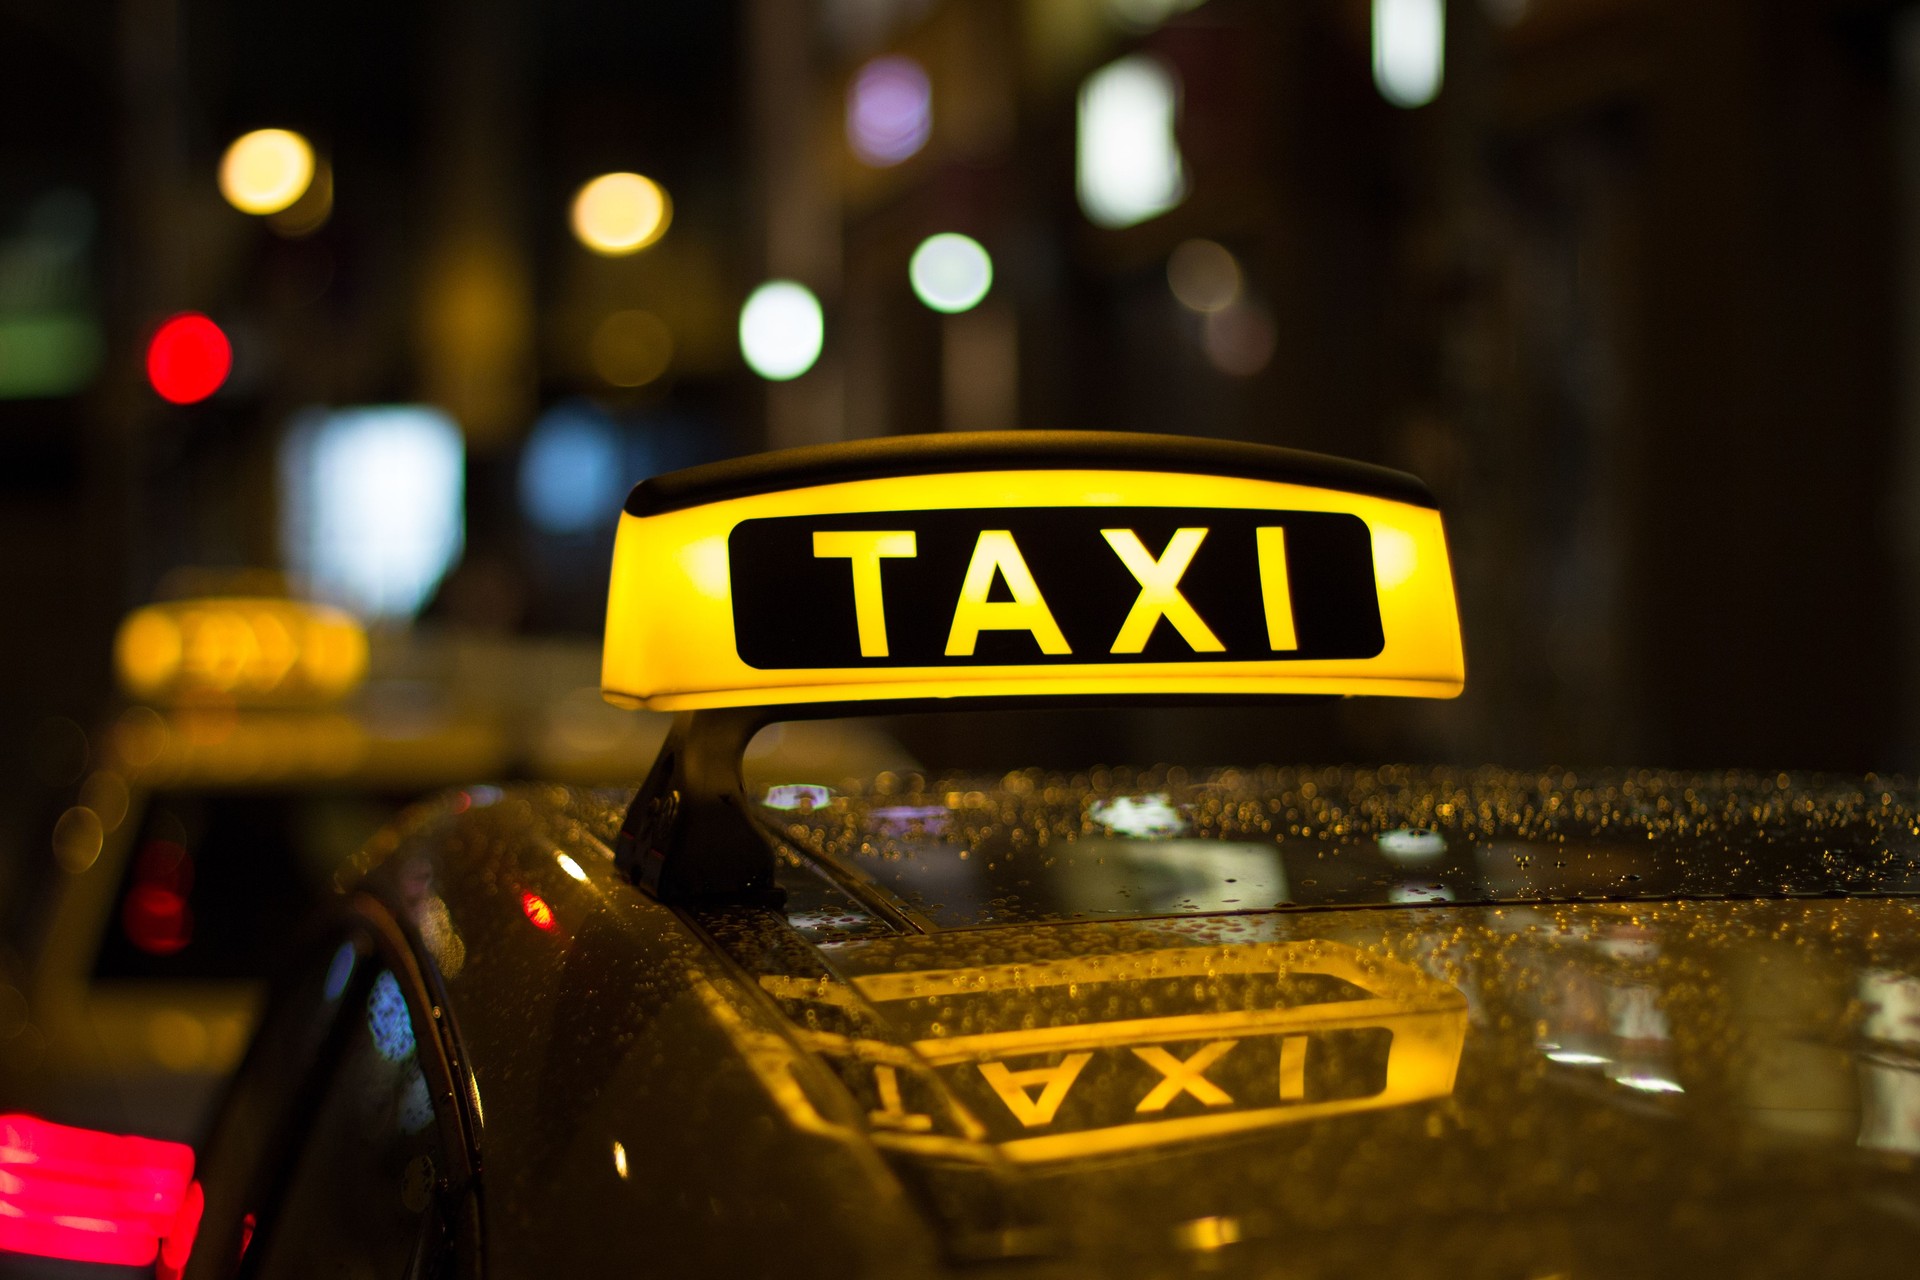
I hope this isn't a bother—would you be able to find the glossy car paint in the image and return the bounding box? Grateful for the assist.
[198,771,1920,1277]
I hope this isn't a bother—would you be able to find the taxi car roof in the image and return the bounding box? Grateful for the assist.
[329,770,1920,1277]
[622,429,1439,516]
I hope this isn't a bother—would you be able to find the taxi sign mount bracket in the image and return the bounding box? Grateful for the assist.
[616,708,786,905]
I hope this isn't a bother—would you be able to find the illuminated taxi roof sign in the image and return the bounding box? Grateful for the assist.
[115,597,368,707]
[602,432,1463,711]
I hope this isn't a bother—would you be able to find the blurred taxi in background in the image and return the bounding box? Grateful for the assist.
[0,586,910,1154]
[1,593,509,1145]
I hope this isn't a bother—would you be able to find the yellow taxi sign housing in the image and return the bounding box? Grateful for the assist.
[602,432,1463,711]
[115,597,368,706]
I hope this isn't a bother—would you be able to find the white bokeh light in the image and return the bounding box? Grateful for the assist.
[280,405,465,618]
[1076,55,1187,229]
[1373,0,1446,109]
[739,281,825,381]
[909,233,993,314]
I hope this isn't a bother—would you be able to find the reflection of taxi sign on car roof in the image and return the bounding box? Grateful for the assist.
[114,597,368,705]
[604,433,1467,901]
[755,942,1468,1163]
[603,431,1464,710]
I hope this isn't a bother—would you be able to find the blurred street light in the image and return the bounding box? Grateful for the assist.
[145,314,231,404]
[1373,0,1446,108]
[909,233,993,314]
[520,402,626,536]
[571,172,671,256]
[590,310,673,387]
[847,55,932,167]
[1077,55,1187,228]
[279,405,465,619]
[218,129,316,215]
[266,158,334,237]
[1167,240,1242,313]
[1203,300,1276,377]
[738,281,823,380]
[1103,0,1206,32]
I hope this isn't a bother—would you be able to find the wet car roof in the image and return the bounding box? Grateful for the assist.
[760,766,1920,932]
[318,773,1920,1276]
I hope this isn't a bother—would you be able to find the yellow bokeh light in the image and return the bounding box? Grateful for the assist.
[571,172,671,256]
[53,806,104,874]
[590,309,673,386]
[267,157,334,237]
[116,609,182,697]
[112,706,169,768]
[219,129,316,216]
[301,615,370,695]
[78,770,130,833]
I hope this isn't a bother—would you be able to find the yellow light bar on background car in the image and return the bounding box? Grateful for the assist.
[602,432,1464,711]
[115,597,369,706]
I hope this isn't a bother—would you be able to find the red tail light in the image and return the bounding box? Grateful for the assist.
[0,1114,197,1267]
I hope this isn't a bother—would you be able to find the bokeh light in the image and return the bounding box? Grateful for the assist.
[1077,55,1187,228]
[739,281,824,380]
[1167,240,1242,313]
[1373,0,1446,109]
[570,173,671,256]
[279,405,465,619]
[1203,300,1277,377]
[847,55,932,167]
[520,401,627,535]
[52,806,103,874]
[79,770,130,833]
[589,309,673,387]
[521,891,556,931]
[909,233,993,313]
[218,129,315,215]
[146,314,231,405]
[266,157,333,237]
[1103,0,1207,31]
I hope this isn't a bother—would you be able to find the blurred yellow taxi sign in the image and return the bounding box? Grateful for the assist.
[602,432,1464,711]
[115,597,368,705]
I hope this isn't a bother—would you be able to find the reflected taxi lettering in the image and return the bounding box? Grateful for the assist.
[979,1054,1092,1126]
[754,943,1469,1164]
[729,507,1384,670]
[971,1036,1308,1125]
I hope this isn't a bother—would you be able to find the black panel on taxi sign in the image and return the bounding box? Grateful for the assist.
[729,508,1383,669]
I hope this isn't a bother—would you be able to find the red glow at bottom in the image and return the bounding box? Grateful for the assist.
[0,1114,195,1266]
[154,1179,203,1280]
[521,890,555,931]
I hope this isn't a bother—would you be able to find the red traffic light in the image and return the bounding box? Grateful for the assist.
[146,313,232,404]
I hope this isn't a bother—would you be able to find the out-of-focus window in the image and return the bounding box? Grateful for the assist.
[242,965,455,1278]
[92,790,408,982]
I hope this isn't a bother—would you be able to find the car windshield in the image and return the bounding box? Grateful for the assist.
[761,765,1920,930]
